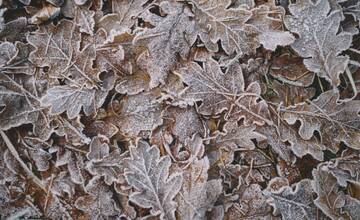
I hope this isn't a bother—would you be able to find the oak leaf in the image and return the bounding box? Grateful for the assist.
[282,90,360,153]
[124,140,183,220]
[264,179,317,220]
[176,157,222,220]
[284,0,353,87]
[75,176,119,219]
[134,1,196,87]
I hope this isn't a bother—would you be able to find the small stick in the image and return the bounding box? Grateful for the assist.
[44,174,55,212]
[0,130,47,192]
[345,67,358,99]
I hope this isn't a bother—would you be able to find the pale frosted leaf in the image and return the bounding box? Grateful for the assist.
[54,116,91,145]
[282,90,360,153]
[225,184,274,220]
[247,4,294,51]
[229,82,271,126]
[86,135,110,161]
[326,149,360,187]
[0,41,16,67]
[190,0,258,55]
[50,145,85,184]
[134,1,196,87]
[312,163,360,220]
[44,171,76,198]
[74,0,87,5]
[110,88,164,137]
[158,106,205,144]
[74,6,95,35]
[27,19,100,86]
[262,110,326,161]
[75,176,119,219]
[257,125,294,162]
[215,119,266,150]
[41,72,116,119]
[124,140,183,220]
[45,197,72,220]
[264,179,317,220]
[21,138,52,172]
[1,42,36,75]
[0,16,28,42]
[98,0,146,33]
[0,74,54,139]
[175,58,244,116]
[46,0,64,7]
[86,136,129,185]
[176,157,222,220]
[284,0,353,87]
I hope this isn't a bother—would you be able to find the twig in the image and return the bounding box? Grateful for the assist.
[272,74,304,87]
[44,174,55,212]
[345,67,358,99]
[0,130,47,192]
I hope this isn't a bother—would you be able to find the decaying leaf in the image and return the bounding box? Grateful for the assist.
[28,4,61,25]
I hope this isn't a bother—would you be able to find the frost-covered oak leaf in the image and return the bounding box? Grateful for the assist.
[190,0,258,55]
[215,119,266,150]
[159,106,205,144]
[282,90,360,153]
[176,157,222,220]
[86,135,129,185]
[41,72,116,119]
[175,58,245,116]
[229,81,271,126]
[134,1,196,88]
[324,149,360,187]
[0,73,54,139]
[312,164,360,220]
[124,140,183,220]
[284,0,353,87]
[225,184,273,219]
[247,4,295,51]
[110,88,164,137]
[27,19,101,86]
[264,179,317,220]
[98,0,146,34]
[75,176,119,219]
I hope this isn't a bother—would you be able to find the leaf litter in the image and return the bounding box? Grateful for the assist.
[0,0,360,219]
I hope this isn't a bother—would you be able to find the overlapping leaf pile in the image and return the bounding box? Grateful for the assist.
[1,0,360,219]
